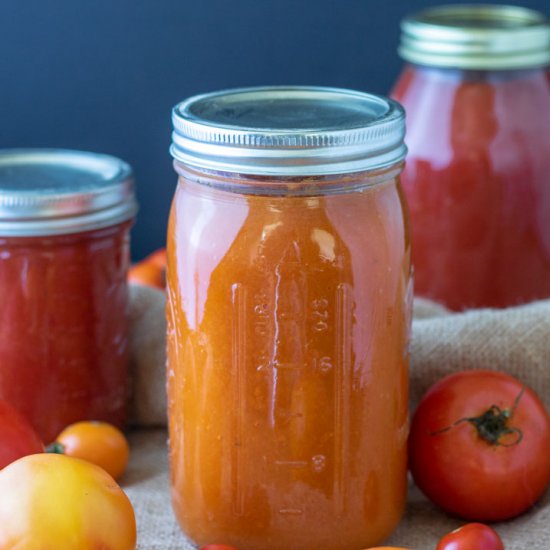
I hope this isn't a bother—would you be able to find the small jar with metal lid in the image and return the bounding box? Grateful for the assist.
[167,87,411,550]
[392,5,550,310]
[0,149,138,442]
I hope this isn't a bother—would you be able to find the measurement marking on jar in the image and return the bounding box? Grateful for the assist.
[231,283,247,516]
[278,508,304,515]
[313,355,333,374]
[335,283,352,516]
[270,240,307,427]
[311,298,329,332]
[274,460,308,468]
[273,362,306,370]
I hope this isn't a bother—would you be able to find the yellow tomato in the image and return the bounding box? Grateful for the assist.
[0,453,136,550]
[54,420,130,480]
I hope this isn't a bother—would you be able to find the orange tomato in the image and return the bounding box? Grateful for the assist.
[0,453,136,549]
[128,259,165,289]
[145,247,167,269]
[52,421,130,480]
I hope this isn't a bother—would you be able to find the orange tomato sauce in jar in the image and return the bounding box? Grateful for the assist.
[0,150,137,442]
[167,87,411,550]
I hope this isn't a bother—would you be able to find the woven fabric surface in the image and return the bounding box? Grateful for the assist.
[127,286,550,549]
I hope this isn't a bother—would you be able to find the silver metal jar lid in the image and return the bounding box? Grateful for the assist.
[0,149,138,237]
[171,86,406,176]
[399,4,550,70]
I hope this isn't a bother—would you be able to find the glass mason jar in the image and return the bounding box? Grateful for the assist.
[391,5,550,310]
[167,87,412,550]
[0,150,137,442]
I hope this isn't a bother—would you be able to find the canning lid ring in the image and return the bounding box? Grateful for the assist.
[399,4,550,70]
[171,86,407,176]
[0,149,138,237]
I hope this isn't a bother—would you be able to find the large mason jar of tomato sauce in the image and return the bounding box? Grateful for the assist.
[0,150,137,442]
[392,5,550,310]
[167,87,411,550]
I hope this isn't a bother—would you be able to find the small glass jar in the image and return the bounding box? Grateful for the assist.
[0,150,138,442]
[391,5,550,310]
[167,87,411,550]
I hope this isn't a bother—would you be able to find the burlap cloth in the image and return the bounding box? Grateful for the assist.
[126,286,550,549]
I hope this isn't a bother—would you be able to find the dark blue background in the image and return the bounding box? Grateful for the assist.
[1,0,548,259]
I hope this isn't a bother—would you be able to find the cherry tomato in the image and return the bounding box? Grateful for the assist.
[436,523,504,550]
[0,453,136,549]
[0,400,43,469]
[409,369,550,521]
[51,421,130,480]
[200,546,239,550]
[128,259,165,289]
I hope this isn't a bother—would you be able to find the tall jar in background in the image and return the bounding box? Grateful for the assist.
[392,5,550,310]
[0,150,137,442]
[167,87,411,550]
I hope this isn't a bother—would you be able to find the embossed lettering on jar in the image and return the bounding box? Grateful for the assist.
[167,87,412,550]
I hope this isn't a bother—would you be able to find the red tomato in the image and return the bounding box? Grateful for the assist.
[436,523,504,550]
[409,369,550,521]
[0,400,43,469]
[200,546,238,550]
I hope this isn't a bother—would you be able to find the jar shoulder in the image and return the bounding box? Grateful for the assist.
[392,66,550,166]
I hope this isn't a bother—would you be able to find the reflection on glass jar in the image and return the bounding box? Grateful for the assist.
[392,5,550,310]
[0,150,137,442]
[167,87,411,550]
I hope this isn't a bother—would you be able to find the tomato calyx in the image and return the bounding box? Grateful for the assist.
[431,385,525,447]
[468,404,523,446]
[45,442,65,454]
